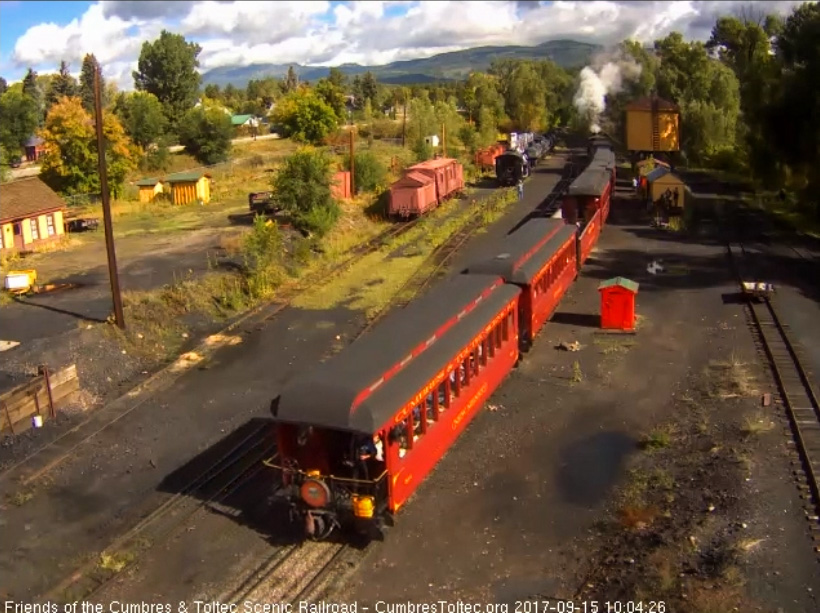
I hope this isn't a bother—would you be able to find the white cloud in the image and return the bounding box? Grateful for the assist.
[5,0,812,87]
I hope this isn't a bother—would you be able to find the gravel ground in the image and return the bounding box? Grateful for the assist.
[342,193,820,611]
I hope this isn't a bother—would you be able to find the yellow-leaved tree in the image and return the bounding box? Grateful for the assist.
[39,96,137,197]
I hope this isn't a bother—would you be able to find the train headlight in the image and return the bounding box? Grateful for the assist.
[300,478,331,508]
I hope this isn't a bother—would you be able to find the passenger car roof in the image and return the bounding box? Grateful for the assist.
[466,219,576,284]
[273,274,520,434]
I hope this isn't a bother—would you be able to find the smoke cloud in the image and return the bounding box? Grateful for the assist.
[573,51,643,134]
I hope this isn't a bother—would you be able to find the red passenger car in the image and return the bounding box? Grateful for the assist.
[389,171,438,218]
[267,274,521,540]
[561,168,612,226]
[466,219,577,349]
[578,208,602,267]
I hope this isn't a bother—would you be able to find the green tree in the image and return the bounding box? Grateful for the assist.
[272,148,339,237]
[21,68,44,123]
[0,77,7,95]
[476,107,498,147]
[283,66,299,93]
[39,96,137,196]
[114,91,168,150]
[314,78,347,121]
[203,84,221,100]
[133,30,203,129]
[176,106,233,165]
[79,54,104,113]
[0,89,40,157]
[327,67,347,90]
[46,61,78,112]
[271,88,339,145]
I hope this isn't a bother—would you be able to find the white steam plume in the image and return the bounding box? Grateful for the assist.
[573,53,642,134]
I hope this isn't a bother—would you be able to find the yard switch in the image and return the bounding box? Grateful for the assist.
[598,277,639,331]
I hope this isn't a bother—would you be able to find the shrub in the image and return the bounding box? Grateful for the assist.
[177,107,233,165]
[342,150,387,193]
[272,147,340,238]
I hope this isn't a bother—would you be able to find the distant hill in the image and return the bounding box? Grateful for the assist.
[201,39,602,88]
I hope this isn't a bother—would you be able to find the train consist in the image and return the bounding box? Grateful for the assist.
[267,137,614,540]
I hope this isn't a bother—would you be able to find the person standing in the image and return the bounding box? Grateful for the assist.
[518,179,524,201]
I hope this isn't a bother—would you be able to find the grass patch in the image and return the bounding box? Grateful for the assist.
[594,336,636,355]
[639,424,676,450]
[7,489,35,506]
[293,188,518,318]
[97,551,134,575]
[617,467,675,530]
[570,360,583,383]
[705,354,757,399]
[740,412,775,437]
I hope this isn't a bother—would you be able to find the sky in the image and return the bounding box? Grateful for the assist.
[0,0,811,88]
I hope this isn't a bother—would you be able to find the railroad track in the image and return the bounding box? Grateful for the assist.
[40,423,278,603]
[216,540,361,604]
[728,242,820,553]
[356,193,513,339]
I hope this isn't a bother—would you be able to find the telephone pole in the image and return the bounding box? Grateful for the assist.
[441,122,447,158]
[349,128,356,197]
[402,102,407,148]
[93,67,125,329]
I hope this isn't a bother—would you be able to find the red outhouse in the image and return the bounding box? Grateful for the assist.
[598,277,639,331]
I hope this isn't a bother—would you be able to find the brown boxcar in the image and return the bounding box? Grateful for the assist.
[389,171,438,218]
[407,158,464,203]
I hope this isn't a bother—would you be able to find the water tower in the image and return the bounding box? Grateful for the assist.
[625,95,680,159]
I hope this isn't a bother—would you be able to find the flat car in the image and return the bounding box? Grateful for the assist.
[465,219,577,350]
[268,274,521,540]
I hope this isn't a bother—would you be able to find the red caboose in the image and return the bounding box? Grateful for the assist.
[268,274,521,540]
[466,219,577,349]
[389,171,438,218]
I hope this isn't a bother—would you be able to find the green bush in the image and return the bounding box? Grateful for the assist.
[413,139,433,163]
[343,150,387,193]
[241,215,286,299]
[272,147,340,238]
[177,107,233,165]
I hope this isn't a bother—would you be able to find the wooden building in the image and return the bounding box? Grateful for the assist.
[1,177,67,253]
[135,177,165,203]
[165,171,212,205]
[646,166,686,209]
[625,96,680,153]
[24,136,47,162]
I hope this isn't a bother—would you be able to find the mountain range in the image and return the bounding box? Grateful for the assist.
[201,39,602,88]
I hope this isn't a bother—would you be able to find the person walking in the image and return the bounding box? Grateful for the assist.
[518,179,524,201]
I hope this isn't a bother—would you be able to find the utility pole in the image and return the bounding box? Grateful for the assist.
[441,122,447,158]
[402,101,407,148]
[93,67,125,329]
[349,128,355,197]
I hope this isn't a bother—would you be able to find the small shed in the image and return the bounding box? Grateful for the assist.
[165,171,212,205]
[646,166,685,209]
[135,177,165,203]
[598,277,639,331]
[24,136,46,162]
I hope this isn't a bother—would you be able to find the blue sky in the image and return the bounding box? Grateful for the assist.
[0,1,808,87]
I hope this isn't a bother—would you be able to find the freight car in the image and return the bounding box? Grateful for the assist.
[388,158,464,218]
[266,135,615,541]
[495,150,530,186]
